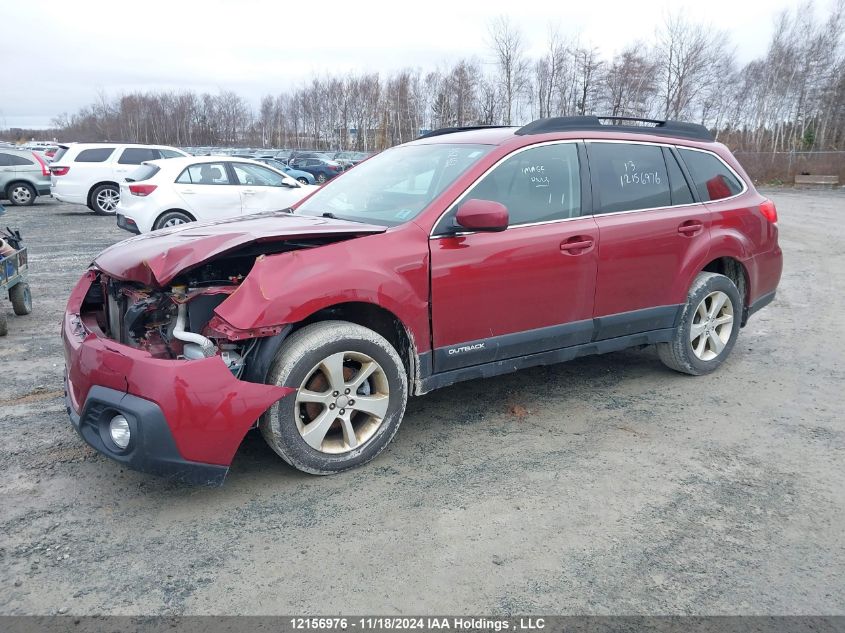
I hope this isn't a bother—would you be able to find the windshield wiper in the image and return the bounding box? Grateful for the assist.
[321,212,336,218]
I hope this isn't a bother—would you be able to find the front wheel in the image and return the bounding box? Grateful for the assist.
[259,320,408,474]
[316,173,327,184]
[658,272,742,375]
[91,184,119,215]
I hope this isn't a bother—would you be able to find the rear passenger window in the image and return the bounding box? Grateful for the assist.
[118,148,159,164]
[589,143,670,213]
[458,143,581,225]
[176,163,230,185]
[664,148,694,205]
[75,148,115,162]
[678,149,744,201]
[160,149,184,159]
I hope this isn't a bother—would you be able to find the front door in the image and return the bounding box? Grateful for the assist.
[229,162,304,213]
[429,142,599,372]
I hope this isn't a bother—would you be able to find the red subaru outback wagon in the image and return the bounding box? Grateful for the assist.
[63,116,782,484]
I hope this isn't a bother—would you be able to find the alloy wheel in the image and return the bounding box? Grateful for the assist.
[294,351,389,454]
[689,290,734,361]
[96,188,119,212]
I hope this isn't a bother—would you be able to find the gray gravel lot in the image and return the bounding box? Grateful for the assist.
[0,190,843,616]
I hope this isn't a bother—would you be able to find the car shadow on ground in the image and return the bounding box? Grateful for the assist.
[226,347,673,481]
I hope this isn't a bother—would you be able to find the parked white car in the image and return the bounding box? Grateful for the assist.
[115,156,318,233]
[50,143,188,214]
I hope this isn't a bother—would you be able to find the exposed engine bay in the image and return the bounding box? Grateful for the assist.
[80,238,347,376]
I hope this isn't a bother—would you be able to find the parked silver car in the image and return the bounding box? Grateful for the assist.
[0,149,51,206]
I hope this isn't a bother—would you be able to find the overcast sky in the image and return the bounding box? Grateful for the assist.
[0,0,812,129]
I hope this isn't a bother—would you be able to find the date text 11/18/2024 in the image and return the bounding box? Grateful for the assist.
[290,617,547,630]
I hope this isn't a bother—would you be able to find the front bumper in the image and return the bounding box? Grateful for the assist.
[67,384,229,485]
[63,271,292,484]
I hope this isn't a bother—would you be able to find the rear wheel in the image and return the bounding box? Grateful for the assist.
[7,182,35,206]
[90,184,119,215]
[153,210,193,230]
[658,272,742,375]
[297,177,308,185]
[0,311,7,336]
[259,320,408,474]
[9,283,32,316]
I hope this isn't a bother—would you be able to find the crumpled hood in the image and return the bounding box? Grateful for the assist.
[94,211,387,287]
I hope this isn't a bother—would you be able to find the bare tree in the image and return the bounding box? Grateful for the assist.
[488,16,530,125]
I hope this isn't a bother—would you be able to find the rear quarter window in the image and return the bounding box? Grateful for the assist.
[678,148,744,201]
[118,148,159,164]
[0,153,35,166]
[75,148,115,163]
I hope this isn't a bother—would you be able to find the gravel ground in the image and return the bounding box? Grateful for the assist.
[0,190,843,616]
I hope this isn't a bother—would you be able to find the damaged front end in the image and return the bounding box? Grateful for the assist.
[63,214,388,485]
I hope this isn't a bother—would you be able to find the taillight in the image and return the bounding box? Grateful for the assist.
[51,166,70,176]
[32,152,50,176]
[128,184,157,196]
[760,199,778,223]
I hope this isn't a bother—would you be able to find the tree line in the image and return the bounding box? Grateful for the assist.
[13,2,845,162]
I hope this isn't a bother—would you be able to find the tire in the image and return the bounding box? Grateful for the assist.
[297,177,309,185]
[7,182,36,206]
[90,184,119,215]
[316,173,327,184]
[153,210,193,230]
[259,320,408,475]
[9,283,31,316]
[658,272,742,376]
[0,311,7,337]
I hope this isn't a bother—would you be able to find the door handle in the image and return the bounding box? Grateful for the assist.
[560,236,595,254]
[242,189,256,195]
[678,220,704,236]
[181,189,195,194]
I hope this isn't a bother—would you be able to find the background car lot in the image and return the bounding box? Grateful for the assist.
[0,190,843,614]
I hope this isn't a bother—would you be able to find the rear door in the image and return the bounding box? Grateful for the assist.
[229,162,305,213]
[173,162,242,221]
[430,142,599,372]
[588,141,709,337]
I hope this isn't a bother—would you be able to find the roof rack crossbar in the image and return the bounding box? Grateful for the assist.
[514,115,714,142]
[417,125,514,139]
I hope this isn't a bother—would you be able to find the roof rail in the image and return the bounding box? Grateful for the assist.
[417,125,514,139]
[515,116,714,142]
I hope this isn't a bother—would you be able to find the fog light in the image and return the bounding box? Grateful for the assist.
[109,415,131,449]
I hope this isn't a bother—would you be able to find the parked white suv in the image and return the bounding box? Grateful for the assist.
[115,156,318,233]
[50,143,188,214]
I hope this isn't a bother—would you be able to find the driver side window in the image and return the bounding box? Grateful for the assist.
[452,143,581,227]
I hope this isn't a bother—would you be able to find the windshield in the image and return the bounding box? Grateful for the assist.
[296,143,493,226]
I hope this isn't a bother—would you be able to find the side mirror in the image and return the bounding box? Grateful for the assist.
[454,198,509,232]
